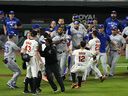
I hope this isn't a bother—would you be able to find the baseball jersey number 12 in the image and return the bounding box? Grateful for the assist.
[79,56,85,62]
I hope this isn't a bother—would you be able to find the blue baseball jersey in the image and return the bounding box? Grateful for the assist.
[97,32,110,53]
[121,19,128,30]
[4,17,21,35]
[104,17,121,35]
[84,29,93,43]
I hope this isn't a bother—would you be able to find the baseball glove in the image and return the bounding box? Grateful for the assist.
[21,53,31,62]
[22,61,27,70]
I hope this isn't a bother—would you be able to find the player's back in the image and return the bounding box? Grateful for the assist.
[22,39,38,56]
[73,49,93,65]
[4,41,18,58]
[88,38,101,53]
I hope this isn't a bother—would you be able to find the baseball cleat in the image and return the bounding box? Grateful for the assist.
[74,85,80,89]
[7,83,15,89]
[71,83,77,88]
[53,89,59,93]
[100,76,106,82]
[36,88,42,93]
[23,90,30,94]
[32,92,38,95]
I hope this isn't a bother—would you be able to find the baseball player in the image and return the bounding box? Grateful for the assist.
[68,21,87,80]
[108,26,126,77]
[52,27,70,80]
[4,34,21,89]
[0,10,7,49]
[122,25,128,59]
[84,19,95,43]
[45,20,57,37]
[97,24,111,76]
[104,10,121,36]
[70,41,97,88]
[21,30,43,95]
[69,14,87,33]
[54,18,67,33]
[87,30,105,80]
[38,35,49,82]
[3,11,22,45]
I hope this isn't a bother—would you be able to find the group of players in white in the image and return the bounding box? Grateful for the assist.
[3,14,127,95]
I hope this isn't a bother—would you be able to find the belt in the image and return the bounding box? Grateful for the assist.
[57,51,65,54]
[78,64,83,66]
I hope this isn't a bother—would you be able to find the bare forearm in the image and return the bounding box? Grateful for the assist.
[36,51,43,64]
[3,25,7,35]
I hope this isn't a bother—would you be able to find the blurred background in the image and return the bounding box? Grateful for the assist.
[0,0,128,24]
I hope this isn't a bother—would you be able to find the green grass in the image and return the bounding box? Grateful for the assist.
[0,51,128,96]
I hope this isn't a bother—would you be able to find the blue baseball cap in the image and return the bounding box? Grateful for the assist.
[87,19,93,24]
[73,15,79,20]
[98,24,104,29]
[9,11,15,14]
[111,26,118,30]
[74,21,80,25]
[0,10,4,15]
[8,33,16,37]
[32,24,41,29]
[125,16,128,20]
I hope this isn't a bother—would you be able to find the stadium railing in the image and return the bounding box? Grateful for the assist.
[0,24,49,30]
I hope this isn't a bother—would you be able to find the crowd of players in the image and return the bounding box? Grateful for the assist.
[0,10,128,95]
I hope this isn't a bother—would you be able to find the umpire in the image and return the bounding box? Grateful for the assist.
[42,37,65,93]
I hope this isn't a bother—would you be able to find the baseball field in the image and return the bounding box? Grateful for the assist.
[0,50,128,96]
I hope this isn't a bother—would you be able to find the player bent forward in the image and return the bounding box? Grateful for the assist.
[4,34,21,89]
[70,41,105,89]
[21,30,43,95]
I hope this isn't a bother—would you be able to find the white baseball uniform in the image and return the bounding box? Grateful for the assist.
[22,39,39,78]
[71,48,94,77]
[109,34,126,76]
[87,37,102,78]
[122,26,128,59]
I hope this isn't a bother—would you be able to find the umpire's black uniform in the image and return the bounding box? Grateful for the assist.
[42,38,65,92]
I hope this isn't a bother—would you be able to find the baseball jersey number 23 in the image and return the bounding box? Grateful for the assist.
[95,43,100,51]
[25,45,31,52]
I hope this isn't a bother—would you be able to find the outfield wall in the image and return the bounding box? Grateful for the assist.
[1,1,128,26]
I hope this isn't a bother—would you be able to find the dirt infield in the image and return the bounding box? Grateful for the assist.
[0,74,26,77]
